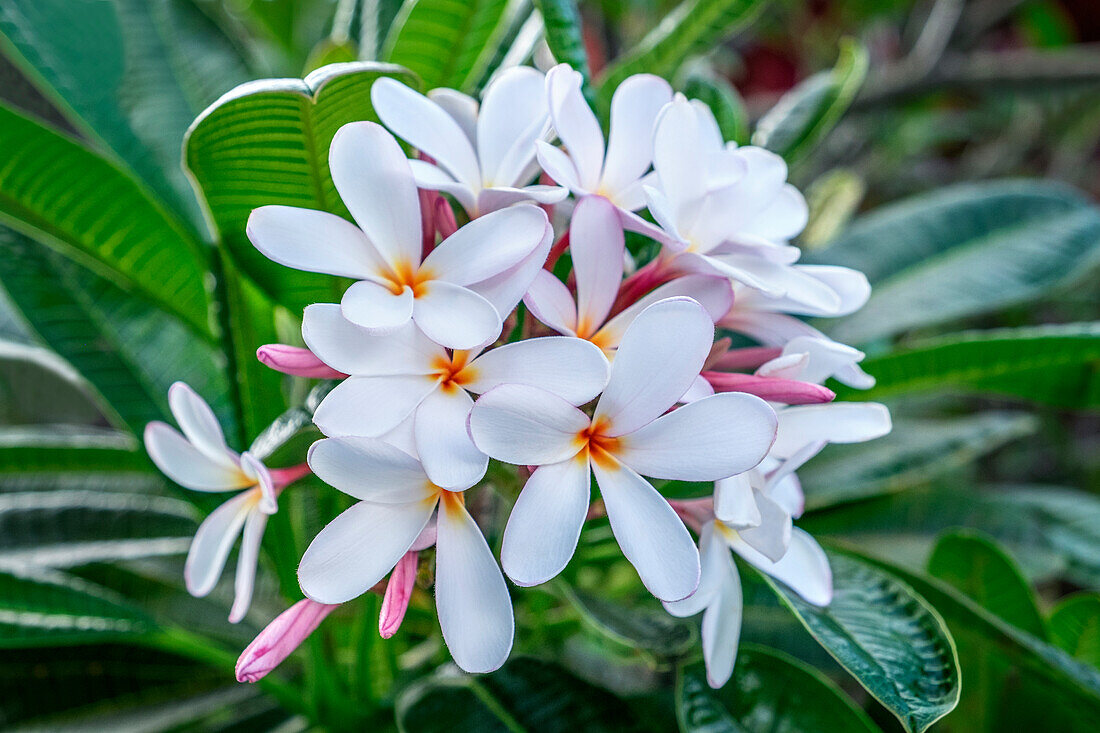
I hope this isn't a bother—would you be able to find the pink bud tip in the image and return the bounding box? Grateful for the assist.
[379,551,419,639]
[703,372,835,405]
[256,345,347,379]
[269,463,311,490]
[235,599,338,683]
[434,197,458,239]
[709,346,784,372]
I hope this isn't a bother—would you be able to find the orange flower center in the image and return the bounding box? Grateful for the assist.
[574,417,620,469]
[429,351,477,394]
[383,259,433,298]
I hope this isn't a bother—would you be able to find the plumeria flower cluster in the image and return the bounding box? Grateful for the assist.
[144,63,890,688]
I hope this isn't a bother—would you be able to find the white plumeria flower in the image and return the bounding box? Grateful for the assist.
[247,121,550,350]
[536,64,672,234]
[144,383,280,623]
[301,304,610,489]
[371,68,567,218]
[299,437,513,674]
[523,195,733,354]
[755,335,875,389]
[468,298,778,601]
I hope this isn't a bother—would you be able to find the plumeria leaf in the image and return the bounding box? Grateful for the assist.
[0,426,150,479]
[0,342,104,425]
[536,0,591,89]
[752,38,868,164]
[812,180,1100,343]
[676,646,879,733]
[1049,594,1100,668]
[564,587,696,658]
[750,550,959,733]
[834,323,1100,407]
[928,530,1047,639]
[680,66,750,146]
[184,62,418,313]
[800,168,866,248]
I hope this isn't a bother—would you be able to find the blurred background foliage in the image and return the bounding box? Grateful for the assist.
[0,0,1099,731]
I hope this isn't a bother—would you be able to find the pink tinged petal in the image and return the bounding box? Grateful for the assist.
[792,265,871,317]
[257,344,347,379]
[501,458,591,587]
[435,197,458,239]
[464,337,609,405]
[780,336,866,387]
[340,280,415,331]
[471,220,553,316]
[307,437,437,503]
[435,493,514,673]
[702,545,743,689]
[523,269,577,334]
[703,372,836,405]
[616,392,777,481]
[736,491,792,563]
[240,452,277,514]
[414,389,487,490]
[478,66,548,186]
[246,205,384,280]
[412,282,502,350]
[595,297,715,437]
[167,382,234,467]
[597,275,732,349]
[618,206,680,246]
[428,87,479,144]
[329,121,422,269]
[719,310,825,348]
[535,140,582,191]
[144,423,250,492]
[423,206,548,286]
[729,527,832,606]
[411,516,438,551]
[302,305,439,377]
[772,402,892,458]
[407,159,477,217]
[593,458,700,601]
[711,256,843,312]
[312,375,439,438]
[184,491,254,597]
[379,551,419,639]
[476,186,568,215]
[755,352,808,380]
[600,74,672,197]
[570,196,624,333]
[298,498,436,604]
[230,508,269,623]
[370,78,481,192]
[546,64,604,191]
[236,599,338,682]
[468,384,589,465]
[715,474,761,527]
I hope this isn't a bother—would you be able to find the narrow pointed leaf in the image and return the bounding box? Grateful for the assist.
[1049,594,1100,668]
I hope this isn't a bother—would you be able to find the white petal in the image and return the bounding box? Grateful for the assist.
[422,206,547,286]
[652,98,708,221]
[501,458,590,586]
[546,64,604,191]
[772,403,892,458]
[714,473,761,527]
[471,221,553,315]
[371,78,481,190]
[407,159,477,216]
[736,490,792,563]
[769,474,805,520]
[598,274,733,347]
[478,66,548,187]
[681,375,715,403]
[229,508,267,623]
[523,268,577,334]
[744,183,808,241]
[535,140,582,192]
[702,555,742,689]
[616,392,777,481]
[708,255,842,310]
[307,437,436,502]
[435,492,514,673]
[730,527,832,606]
[465,337,609,405]
[299,499,436,604]
[247,205,383,279]
[340,280,415,331]
[302,304,439,376]
[600,74,672,197]
[144,423,249,492]
[570,195,624,334]
[780,336,862,386]
[468,384,588,465]
[594,297,714,436]
[239,452,276,514]
[593,459,700,601]
[413,389,487,490]
[720,309,825,347]
[167,382,235,468]
[329,121,422,270]
[412,281,502,350]
[664,521,723,617]
[794,265,871,316]
[428,87,479,144]
[756,352,808,380]
[313,375,438,438]
[476,185,568,215]
[184,491,253,596]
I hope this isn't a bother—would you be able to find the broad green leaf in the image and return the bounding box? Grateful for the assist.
[0,103,211,333]
[834,323,1100,407]
[800,168,865,248]
[676,647,878,733]
[752,38,868,163]
[184,62,418,313]
[384,0,510,91]
[680,66,749,145]
[0,342,103,425]
[751,551,959,732]
[396,657,643,732]
[928,531,1047,638]
[999,487,1100,590]
[0,227,235,436]
[1049,594,1100,668]
[536,0,589,86]
[0,426,147,477]
[799,412,1037,510]
[597,0,769,109]
[813,180,1100,343]
[564,587,695,658]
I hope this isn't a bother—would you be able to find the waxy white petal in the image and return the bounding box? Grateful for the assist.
[535,140,582,191]
[407,159,477,216]
[523,268,578,334]
[729,527,832,606]
[546,64,604,191]
[571,195,623,333]
[664,522,724,618]
[476,185,568,214]
[469,384,588,465]
[185,491,253,596]
[412,281,502,350]
[307,437,436,503]
[599,274,733,347]
[465,337,609,405]
[239,452,276,514]
[714,473,761,527]
[600,74,672,198]
[313,375,438,438]
[340,280,415,331]
[413,389,487,490]
[302,305,439,377]
[229,509,268,623]
[423,206,547,286]
[247,205,383,280]
[167,382,234,468]
[736,490,792,563]
[144,423,250,492]
[771,402,892,458]
[428,87,479,143]
[470,221,553,316]
[478,66,548,187]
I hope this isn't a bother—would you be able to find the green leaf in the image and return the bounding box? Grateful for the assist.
[1049,594,1100,668]
[396,657,644,732]
[597,0,769,109]
[184,62,418,313]
[799,412,1037,510]
[536,0,590,86]
[835,323,1100,407]
[999,487,1100,590]
[680,67,749,146]
[676,646,879,733]
[0,342,103,425]
[0,227,235,436]
[0,426,148,478]
[563,587,696,658]
[0,103,211,333]
[384,0,510,91]
[800,168,865,249]
[928,531,1047,638]
[751,551,959,733]
[752,38,868,164]
[812,180,1100,344]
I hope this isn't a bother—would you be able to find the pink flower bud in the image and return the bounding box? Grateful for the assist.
[703,372,835,405]
[256,345,347,379]
[379,551,419,639]
[236,599,338,682]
